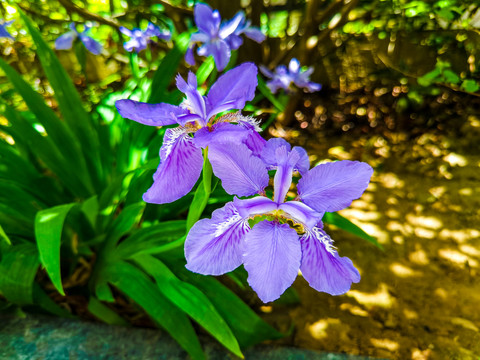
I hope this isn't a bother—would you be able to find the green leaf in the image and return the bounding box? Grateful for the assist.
[0,57,90,189]
[32,283,74,318]
[0,98,90,197]
[0,223,12,246]
[87,296,128,326]
[0,243,39,304]
[323,212,383,249]
[35,203,76,296]
[135,255,243,357]
[442,69,460,84]
[114,220,186,259]
[186,152,213,231]
[196,57,215,85]
[19,10,103,191]
[180,271,283,348]
[257,77,286,112]
[104,202,145,249]
[102,261,205,360]
[461,79,480,93]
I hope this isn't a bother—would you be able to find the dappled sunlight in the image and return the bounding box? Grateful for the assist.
[438,248,478,268]
[389,262,422,278]
[370,338,399,352]
[347,283,394,308]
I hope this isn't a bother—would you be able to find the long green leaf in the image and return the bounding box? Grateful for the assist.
[114,220,186,259]
[0,58,93,194]
[0,99,90,196]
[186,152,212,231]
[0,243,39,304]
[323,212,383,249]
[35,203,76,296]
[135,255,243,358]
[0,224,11,246]
[257,77,286,112]
[19,10,103,190]
[87,296,128,326]
[102,261,205,360]
[32,283,74,318]
[179,271,283,348]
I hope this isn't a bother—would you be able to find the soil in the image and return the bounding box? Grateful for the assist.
[258,90,480,360]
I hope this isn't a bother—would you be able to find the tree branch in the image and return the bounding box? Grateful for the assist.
[57,0,121,28]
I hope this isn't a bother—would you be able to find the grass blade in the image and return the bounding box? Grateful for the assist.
[0,243,39,304]
[35,203,76,296]
[135,255,243,358]
[87,296,128,326]
[102,261,205,360]
[18,9,103,190]
[323,211,383,249]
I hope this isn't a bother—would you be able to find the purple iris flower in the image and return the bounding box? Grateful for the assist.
[185,138,373,303]
[119,22,171,52]
[55,23,103,55]
[116,62,266,204]
[260,58,322,94]
[0,20,14,40]
[185,3,265,71]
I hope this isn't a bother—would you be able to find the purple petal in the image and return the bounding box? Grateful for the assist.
[206,62,258,118]
[259,65,274,79]
[233,196,277,218]
[185,46,196,66]
[79,34,103,55]
[292,146,310,174]
[279,201,323,229]
[261,138,291,167]
[119,26,132,36]
[176,73,207,123]
[225,34,243,50]
[288,58,300,75]
[243,27,266,43]
[298,160,373,213]
[185,202,249,275]
[190,32,210,43]
[55,31,77,50]
[124,38,146,52]
[244,221,302,303]
[219,11,244,39]
[115,100,181,126]
[209,40,231,72]
[194,3,220,37]
[143,128,203,204]
[300,227,360,295]
[273,151,294,203]
[243,127,266,156]
[208,142,269,197]
[193,122,250,149]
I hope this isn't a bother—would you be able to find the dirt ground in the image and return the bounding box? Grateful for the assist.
[260,99,480,359]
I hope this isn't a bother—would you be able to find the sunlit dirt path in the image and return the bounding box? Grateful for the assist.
[263,125,480,360]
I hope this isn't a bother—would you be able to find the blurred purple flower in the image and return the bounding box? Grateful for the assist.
[116,62,265,204]
[185,138,373,303]
[55,23,103,55]
[119,22,171,52]
[186,3,265,71]
[260,58,321,94]
[0,20,14,40]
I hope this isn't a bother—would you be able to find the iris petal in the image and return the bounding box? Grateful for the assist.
[298,160,373,213]
[115,100,181,126]
[206,62,258,118]
[208,142,269,197]
[185,202,249,275]
[300,227,360,295]
[143,128,203,204]
[55,31,77,50]
[244,221,302,303]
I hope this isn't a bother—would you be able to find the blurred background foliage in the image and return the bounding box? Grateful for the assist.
[0,0,479,359]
